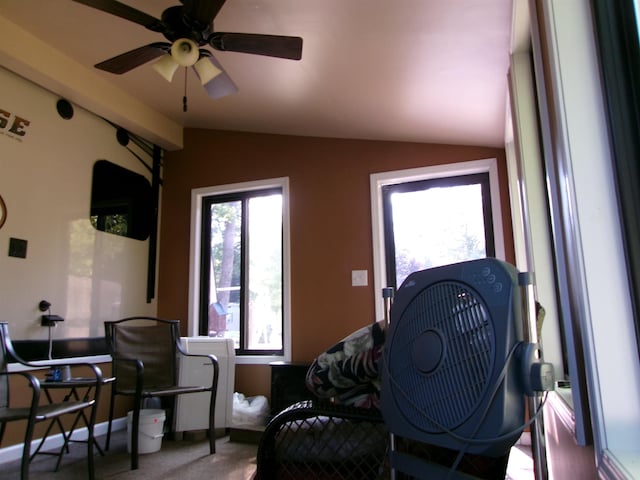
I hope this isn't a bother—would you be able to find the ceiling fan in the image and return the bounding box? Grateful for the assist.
[72,0,303,105]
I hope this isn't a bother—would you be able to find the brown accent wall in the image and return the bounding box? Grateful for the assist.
[158,129,513,398]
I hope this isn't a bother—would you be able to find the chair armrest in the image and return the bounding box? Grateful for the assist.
[58,362,104,384]
[178,351,219,367]
[111,355,143,372]
[7,351,104,389]
[263,399,384,434]
[175,337,219,361]
[0,370,42,410]
[177,349,219,391]
[256,400,386,479]
[6,334,104,383]
[110,356,144,394]
[175,341,219,368]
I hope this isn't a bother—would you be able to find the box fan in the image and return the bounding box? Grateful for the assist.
[381,258,553,479]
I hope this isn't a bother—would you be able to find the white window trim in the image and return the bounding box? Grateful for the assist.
[369,159,505,320]
[188,177,291,365]
[534,1,640,477]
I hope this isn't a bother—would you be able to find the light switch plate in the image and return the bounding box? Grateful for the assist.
[352,270,368,287]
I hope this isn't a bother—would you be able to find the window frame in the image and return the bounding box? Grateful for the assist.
[591,0,640,359]
[530,1,640,476]
[188,177,291,365]
[199,187,283,356]
[370,158,505,321]
[381,172,495,291]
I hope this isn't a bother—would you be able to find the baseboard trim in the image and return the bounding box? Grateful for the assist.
[0,417,127,464]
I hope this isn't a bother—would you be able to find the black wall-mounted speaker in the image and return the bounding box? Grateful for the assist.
[56,99,74,120]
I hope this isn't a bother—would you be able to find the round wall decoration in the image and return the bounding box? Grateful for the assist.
[0,194,6,229]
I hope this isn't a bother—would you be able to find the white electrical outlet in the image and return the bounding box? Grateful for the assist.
[352,270,368,287]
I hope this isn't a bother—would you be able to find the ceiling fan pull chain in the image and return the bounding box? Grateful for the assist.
[183,67,188,112]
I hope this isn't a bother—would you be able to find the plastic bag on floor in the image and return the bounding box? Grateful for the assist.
[232,392,270,428]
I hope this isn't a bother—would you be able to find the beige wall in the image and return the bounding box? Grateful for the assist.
[158,128,514,398]
[0,67,150,449]
[0,67,157,341]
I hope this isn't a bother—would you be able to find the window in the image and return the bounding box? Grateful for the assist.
[382,173,495,289]
[592,0,640,353]
[526,2,640,475]
[370,159,504,319]
[189,178,291,363]
[89,160,152,241]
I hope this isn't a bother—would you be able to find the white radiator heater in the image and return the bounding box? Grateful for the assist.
[175,337,235,431]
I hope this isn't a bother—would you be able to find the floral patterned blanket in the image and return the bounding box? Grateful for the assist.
[305,320,386,409]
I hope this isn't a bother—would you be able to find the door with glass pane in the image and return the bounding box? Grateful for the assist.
[382,173,494,289]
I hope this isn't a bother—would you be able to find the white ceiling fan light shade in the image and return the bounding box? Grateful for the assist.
[152,54,180,82]
[199,54,239,99]
[193,57,223,85]
[171,38,199,67]
[203,72,239,99]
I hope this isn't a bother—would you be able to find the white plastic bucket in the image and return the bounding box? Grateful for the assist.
[127,409,166,454]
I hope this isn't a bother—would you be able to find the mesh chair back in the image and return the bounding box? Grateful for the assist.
[106,318,179,392]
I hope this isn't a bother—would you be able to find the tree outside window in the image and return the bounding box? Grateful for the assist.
[383,173,494,289]
[201,189,283,355]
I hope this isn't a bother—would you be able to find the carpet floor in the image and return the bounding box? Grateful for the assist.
[2,429,534,479]
[2,429,258,480]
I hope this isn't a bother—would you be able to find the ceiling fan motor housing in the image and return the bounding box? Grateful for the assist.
[160,5,210,45]
[381,258,538,457]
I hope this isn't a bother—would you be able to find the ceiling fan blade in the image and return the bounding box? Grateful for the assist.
[181,0,227,27]
[198,55,239,99]
[209,33,303,60]
[95,43,170,74]
[72,0,165,32]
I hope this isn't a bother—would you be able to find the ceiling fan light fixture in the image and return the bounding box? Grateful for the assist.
[74,1,304,102]
[193,57,223,85]
[171,38,199,67]
[152,54,180,82]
